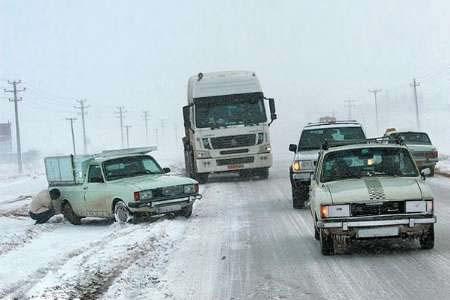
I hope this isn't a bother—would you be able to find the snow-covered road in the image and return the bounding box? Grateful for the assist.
[2,159,450,299]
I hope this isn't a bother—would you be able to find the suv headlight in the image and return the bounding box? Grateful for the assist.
[139,190,153,200]
[184,184,199,194]
[406,200,430,213]
[195,150,211,159]
[292,160,314,172]
[320,204,350,218]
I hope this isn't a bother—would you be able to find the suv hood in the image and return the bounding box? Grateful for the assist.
[110,175,197,191]
[325,177,423,204]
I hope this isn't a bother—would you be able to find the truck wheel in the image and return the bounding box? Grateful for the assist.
[114,201,133,224]
[181,204,193,219]
[62,202,82,225]
[320,229,334,255]
[195,173,209,184]
[292,183,309,209]
[419,224,435,249]
[258,168,269,179]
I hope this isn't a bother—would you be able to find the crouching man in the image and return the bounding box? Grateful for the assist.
[29,189,61,224]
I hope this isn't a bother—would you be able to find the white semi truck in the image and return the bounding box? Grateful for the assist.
[182,71,277,183]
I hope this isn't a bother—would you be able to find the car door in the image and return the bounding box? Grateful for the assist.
[83,164,110,217]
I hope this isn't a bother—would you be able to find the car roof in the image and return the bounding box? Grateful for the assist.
[93,154,154,164]
[303,121,362,130]
[323,143,408,154]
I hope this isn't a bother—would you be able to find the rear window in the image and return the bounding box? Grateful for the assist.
[298,127,366,150]
[391,132,431,145]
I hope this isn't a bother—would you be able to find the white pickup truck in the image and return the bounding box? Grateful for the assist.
[44,147,201,224]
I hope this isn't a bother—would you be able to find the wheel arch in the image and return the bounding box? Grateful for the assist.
[112,198,124,213]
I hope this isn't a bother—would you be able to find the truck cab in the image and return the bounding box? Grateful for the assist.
[182,71,277,183]
[289,120,366,208]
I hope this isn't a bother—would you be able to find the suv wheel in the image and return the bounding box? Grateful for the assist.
[292,183,309,209]
[320,229,335,255]
[419,224,435,249]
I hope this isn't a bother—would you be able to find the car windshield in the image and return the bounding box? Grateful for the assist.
[299,127,366,150]
[194,92,267,128]
[103,155,163,181]
[321,147,418,183]
[391,132,431,145]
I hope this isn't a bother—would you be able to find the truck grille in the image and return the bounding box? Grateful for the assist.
[210,134,256,149]
[216,157,254,166]
[351,201,405,217]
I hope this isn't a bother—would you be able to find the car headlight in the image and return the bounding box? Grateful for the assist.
[202,138,212,149]
[184,184,199,194]
[139,190,153,200]
[406,200,427,213]
[320,204,350,218]
[257,132,264,144]
[195,150,211,159]
[292,160,314,172]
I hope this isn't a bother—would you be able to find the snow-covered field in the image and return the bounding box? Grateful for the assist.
[2,157,450,299]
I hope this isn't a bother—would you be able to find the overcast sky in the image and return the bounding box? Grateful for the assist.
[1,0,449,156]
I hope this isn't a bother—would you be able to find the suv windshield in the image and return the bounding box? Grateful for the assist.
[390,132,431,145]
[321,147,418,183]
[103,155,162,181]
[194,92,267,128]
[299,126,365,150]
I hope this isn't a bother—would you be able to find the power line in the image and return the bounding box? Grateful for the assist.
[66,117,77,155]
[3,80,25,173]
[410,78,421,130]
[74,99,89,154]
[368,89,382,135]
[115,106,126,147]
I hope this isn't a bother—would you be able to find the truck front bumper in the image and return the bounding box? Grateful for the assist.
[195,152,272,174]
[128,194,202,214]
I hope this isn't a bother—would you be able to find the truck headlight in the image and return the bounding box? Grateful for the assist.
[184,184,198,194]
[202,138,212,149]
[139,190,153,200]
[406,200,427,213]
[259,144,271,153]
[257,132,264,144]
[320,204,350,218]
[195,150,211,159]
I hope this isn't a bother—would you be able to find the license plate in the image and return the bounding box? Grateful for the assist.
[357,226,399,238]
[157,204,181,213]
[227,164,244,170]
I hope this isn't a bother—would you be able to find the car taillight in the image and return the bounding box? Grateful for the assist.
[194,184,199,193]
[134,192,141,202]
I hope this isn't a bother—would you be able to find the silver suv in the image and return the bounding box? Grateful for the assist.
[289,121,366,208]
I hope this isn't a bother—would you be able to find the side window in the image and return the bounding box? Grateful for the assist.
[88,165,104,183]
[142,158,162,174]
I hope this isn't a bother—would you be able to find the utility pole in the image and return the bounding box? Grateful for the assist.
[411,78,421,130]
[66,117,77,155]
[4,80,25,173]
[125,125,132,148]
[344,99,358,120]
[368,89,382,135]
[115,106,126,147]
[143,111,150,144]
[74,99,89,154]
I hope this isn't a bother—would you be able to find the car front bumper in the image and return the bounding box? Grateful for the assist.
[317,216,436,229]
[128,194,202,214]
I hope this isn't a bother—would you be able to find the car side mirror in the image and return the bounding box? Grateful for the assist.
[289,144,297,152]
[183,106,191,129]
[163,167,171,174]
[421,168,431,179]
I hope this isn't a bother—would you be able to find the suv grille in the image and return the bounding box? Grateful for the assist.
[216,157,254,166]
[211,134,256,149]
[351,201,405,217]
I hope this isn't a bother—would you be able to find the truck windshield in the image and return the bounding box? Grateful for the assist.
[390,132,431,145]
[321,147,418,183]
[102,155,163,181]
[299,127,365,150]
[194,92,267,128]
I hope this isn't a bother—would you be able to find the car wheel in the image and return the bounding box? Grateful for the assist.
[62,202,82,225]
[114,201,133,224]
[419,224,434,249]
[320,229,334,255]
[181,204,193,219]
[292,183,308,209]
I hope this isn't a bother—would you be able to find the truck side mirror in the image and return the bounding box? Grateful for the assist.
[268,98,277,125]
[289,144,297,152]
[183,106,191,129]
